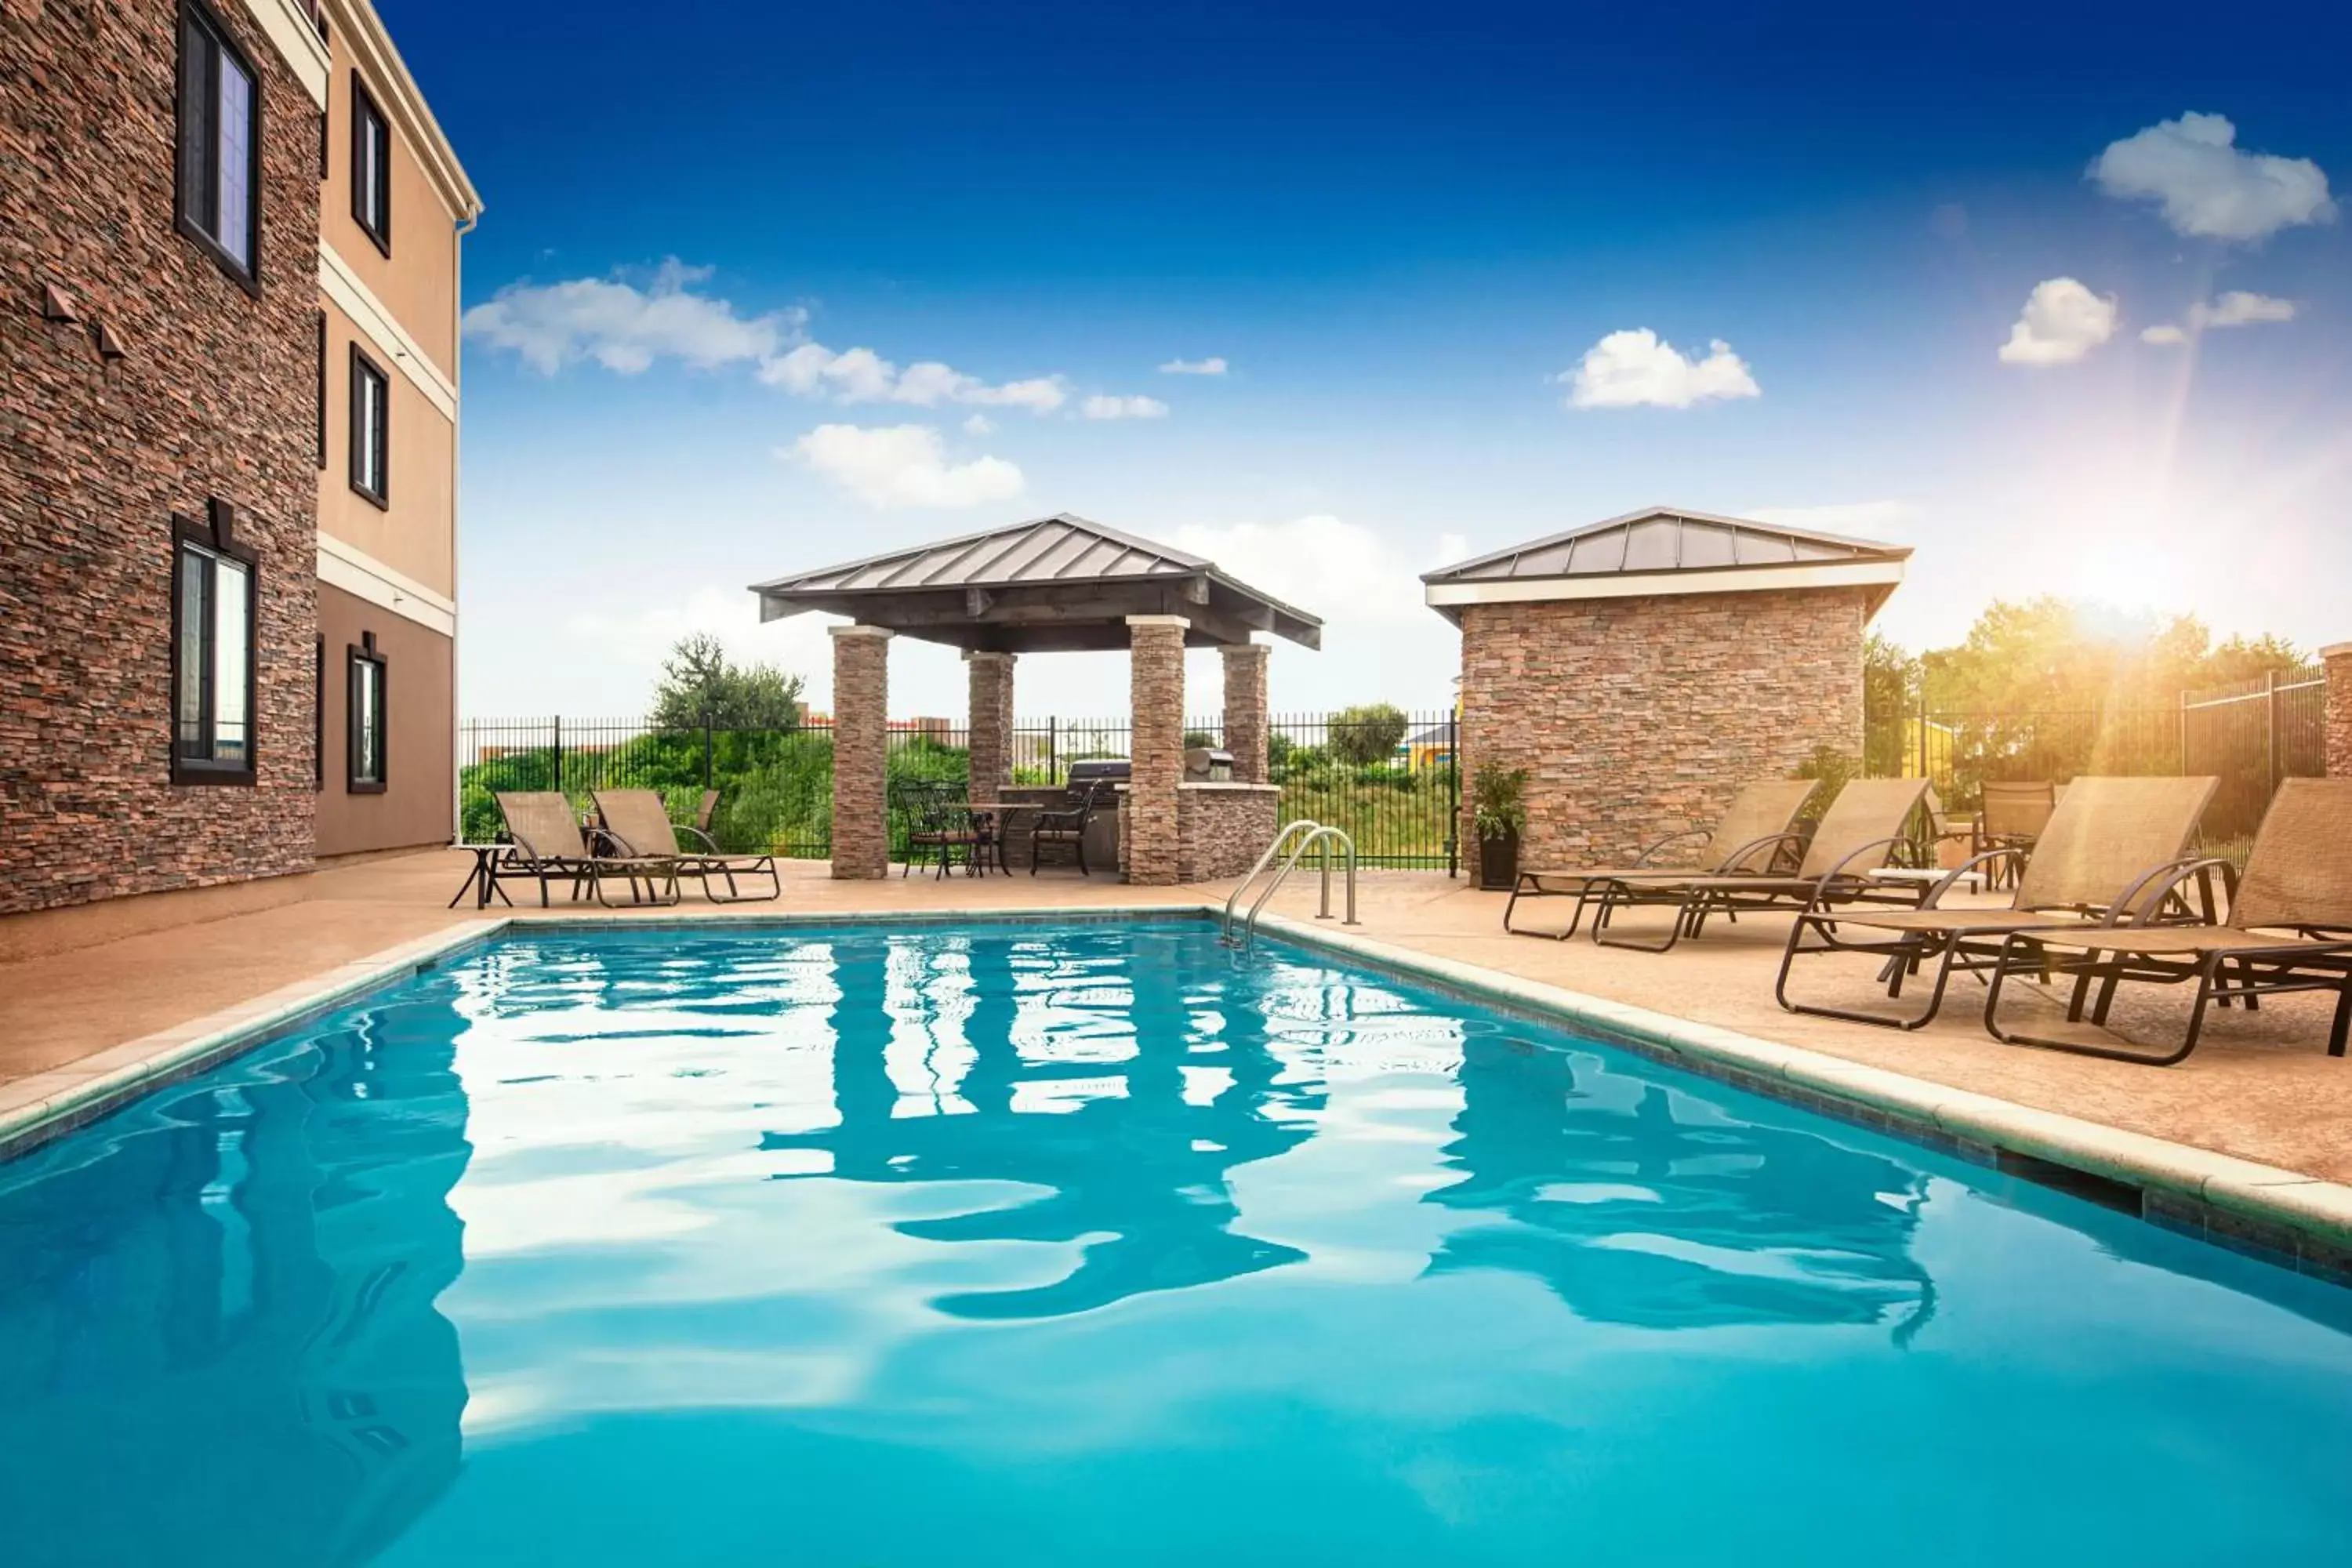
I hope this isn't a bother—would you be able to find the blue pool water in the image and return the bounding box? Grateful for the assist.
[2,920,2348,1566]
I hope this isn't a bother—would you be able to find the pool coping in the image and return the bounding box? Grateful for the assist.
[2,902,2346,1287]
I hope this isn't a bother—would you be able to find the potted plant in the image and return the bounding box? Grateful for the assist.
[1472,766,1528,891]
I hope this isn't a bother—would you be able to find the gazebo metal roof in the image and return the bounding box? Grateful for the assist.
[1422,506,1911,623]
[750,513,1323,652]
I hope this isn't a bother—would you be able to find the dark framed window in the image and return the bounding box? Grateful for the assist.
[350,344,389,506]
[175,0,263,290]
[315,312,328,470]
[347,634,387,793]
[170,502,259,786]
[350,75,391,255]
[314,635,326,791]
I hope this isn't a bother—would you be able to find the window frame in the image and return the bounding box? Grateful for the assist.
[172,0,264,296]
[348,343,390,508]
[350,74,392,256]
[314,634,326,792]
[347,636,389,794]
[169,504,260,789]
[315,311,328,470]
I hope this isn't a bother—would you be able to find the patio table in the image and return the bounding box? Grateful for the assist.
[448,843,519,910]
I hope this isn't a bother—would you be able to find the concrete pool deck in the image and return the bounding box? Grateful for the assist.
[2,849,2347,1268]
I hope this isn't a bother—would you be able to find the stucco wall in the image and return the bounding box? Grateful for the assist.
[314,583,453,857]
[1,0,323,915]
[1455,588,1867,878]
[316,297,456,598]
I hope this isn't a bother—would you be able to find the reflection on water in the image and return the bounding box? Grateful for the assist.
[0,1002,471,1568]
[5,923,2344,1566]
[1426,1037,1936,1339]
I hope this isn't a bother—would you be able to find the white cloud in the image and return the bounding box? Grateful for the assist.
[1080,394,1171,421]
[2089,112,2335,242]
[1159,356,1229,376]
[962,413,996,435]
[462,259,802,374]
[1998,278,2118,366]
[2140,290,2297,347]
[757,342,1069,414]
[787,423,1025,510]
[1743,501,1918,541]
[1560,329,1760,409]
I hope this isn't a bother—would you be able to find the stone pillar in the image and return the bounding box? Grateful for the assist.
[1127,615,1188,885]
[2326,643,2352,779]
[829,626,891,879]
[1220,641,1270,784]
[964,651,1015,804]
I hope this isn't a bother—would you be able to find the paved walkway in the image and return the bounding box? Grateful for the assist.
[2,850,2346,1181]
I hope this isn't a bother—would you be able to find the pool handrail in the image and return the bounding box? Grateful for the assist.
[1223,819,1321,945]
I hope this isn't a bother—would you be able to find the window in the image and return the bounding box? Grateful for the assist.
[351,77,391,254]
[314,636,326,791]
[171,504,258,786]
[176,1,263,288]
[348,635,387,793]
[315,313,328,470]
[350,345,388,506]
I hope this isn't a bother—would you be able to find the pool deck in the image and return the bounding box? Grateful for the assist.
[3,851,2347,1248]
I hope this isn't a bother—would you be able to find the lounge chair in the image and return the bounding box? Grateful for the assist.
[592,789,780,902]
[493,790,679,908]
[1588,777,1933,952]
[1982,777,2352,1064]
[1503,779,1816,938]
[1773,775,2218,1029]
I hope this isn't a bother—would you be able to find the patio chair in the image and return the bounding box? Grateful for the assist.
[592,789,780,903]
[1773,775,2218,1029]
[893,779,982,878]
[693,789,720,836]
[492,791,679,909]
[1981,777,2352,1065]
[1976,779,2057,889]
[1588,777,1933,953]
[1503,779,1815,938]
[1030,778,1112,877]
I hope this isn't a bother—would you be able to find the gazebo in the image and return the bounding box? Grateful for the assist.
[750,514,1322,884]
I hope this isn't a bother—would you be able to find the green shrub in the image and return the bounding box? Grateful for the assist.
[1329,703,1409,765]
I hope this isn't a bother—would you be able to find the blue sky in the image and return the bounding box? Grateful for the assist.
[385,0,2352,718]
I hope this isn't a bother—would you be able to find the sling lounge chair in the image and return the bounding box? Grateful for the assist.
[493,790,679,909]
[1504,779,1816,938]
[593,789,780,902]
[1982,776,2352,1065]
[1589,777,1933,953]
[1773,775,2218,1029]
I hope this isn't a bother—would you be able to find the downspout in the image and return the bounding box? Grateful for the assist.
[448,205,478,844]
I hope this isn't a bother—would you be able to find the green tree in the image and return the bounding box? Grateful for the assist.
[649,633,806,731]
[1329,702,1409,766]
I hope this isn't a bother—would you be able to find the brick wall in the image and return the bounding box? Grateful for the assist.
[1177,783,1279,881]
[1457,589,1867,879]
[2,0,323,916]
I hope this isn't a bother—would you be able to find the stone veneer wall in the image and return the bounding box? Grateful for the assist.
[1456,588,1868,880]
[1220,643,1270,783]
[2,0,324,915]
[2326,644,2352,779]
[1126,617,1186,885]
[829,628,891,877]
[1177,784,1280,882]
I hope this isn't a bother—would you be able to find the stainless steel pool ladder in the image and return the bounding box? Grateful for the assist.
[1221,820,1359,949]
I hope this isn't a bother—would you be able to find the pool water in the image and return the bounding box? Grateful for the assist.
[2,920,2348,1566]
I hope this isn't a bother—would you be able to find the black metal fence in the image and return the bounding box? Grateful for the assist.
[2182,664,2327,843]
[460,709,1461,870]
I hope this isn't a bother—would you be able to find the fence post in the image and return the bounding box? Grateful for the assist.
[703,713,715,790]
[1915,688,1927,781]
[2264,668,2281,793]
[1048,715,1058,783]
[553,714,563,796]
[1447,712,1460,878]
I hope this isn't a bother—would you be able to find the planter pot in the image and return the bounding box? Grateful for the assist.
[1477,828,1519,891]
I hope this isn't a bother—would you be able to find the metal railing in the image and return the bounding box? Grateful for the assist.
[1222,822,1359,951]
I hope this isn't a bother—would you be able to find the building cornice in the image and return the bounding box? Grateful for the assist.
[317,533,457,636]
[241,0,331,108]
[319,241,459,418]
[320,0,482,223]
[1425,558,1906,616]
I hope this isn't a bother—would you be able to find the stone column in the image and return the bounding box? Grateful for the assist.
[2326,643,2352,779]
[964,651,1015,804]
[829,626,891,879]
[1127,615,1188,886]
[1220,641,1270,784]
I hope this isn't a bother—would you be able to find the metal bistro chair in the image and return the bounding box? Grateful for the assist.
[894,779,983,879]
[1029,777,1112,877]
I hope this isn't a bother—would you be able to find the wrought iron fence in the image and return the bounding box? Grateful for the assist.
[2182,664,2326,844]
[461,709,1461,871]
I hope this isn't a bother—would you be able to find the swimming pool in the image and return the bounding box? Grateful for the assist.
[2,918,2347,1565]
